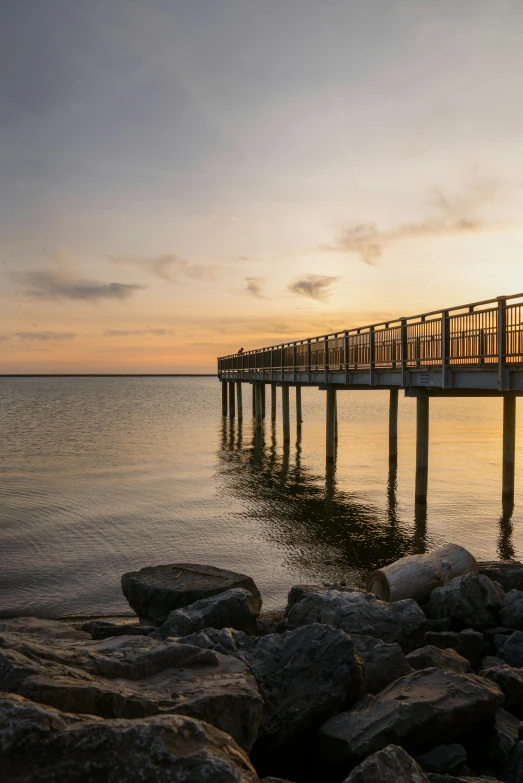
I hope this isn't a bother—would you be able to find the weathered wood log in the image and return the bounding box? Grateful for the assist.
[367,544,478,604]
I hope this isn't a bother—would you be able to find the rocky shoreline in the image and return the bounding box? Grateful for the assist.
[2,559,523,782]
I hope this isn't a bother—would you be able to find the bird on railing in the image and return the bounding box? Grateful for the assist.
[238,347,244,354]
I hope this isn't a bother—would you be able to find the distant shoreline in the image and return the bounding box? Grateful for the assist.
[0,374,218,378]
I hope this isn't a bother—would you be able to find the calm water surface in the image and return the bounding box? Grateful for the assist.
[1,376,522,617]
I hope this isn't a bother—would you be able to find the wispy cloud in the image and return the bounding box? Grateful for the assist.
[288,274,338,301]
[245,276,266,299]
[103,328,175,337]
[14,331,77,341]
[12,269,145,302]
[326,177,504,265]
[109,254,221,282]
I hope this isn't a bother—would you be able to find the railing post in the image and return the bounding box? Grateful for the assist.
[400,318,407,388]
[344,331,349,385]
[293,344,297,384]
[498,297,507,391]
[441,310,450,389]
[369,326,375,386]
[307,340,312,383]
[324,337,329,384]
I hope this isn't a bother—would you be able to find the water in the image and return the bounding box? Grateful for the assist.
[1,376,522,618]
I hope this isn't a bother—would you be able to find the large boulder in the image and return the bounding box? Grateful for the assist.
[480,663,523,708]
[342,744,429,782]
[0,693,260,782]
[159,588,260,638]
[500,589,523,630]
[424,629,485,670]
[478,560,523,592]
[121,563,262,625]
[316,667,504,776]
[351,635,410,694]
[407,645,470,674]
[427,573,505,630]
[0,622,262,751]
[497,631,523,668]
[283,586,427,651]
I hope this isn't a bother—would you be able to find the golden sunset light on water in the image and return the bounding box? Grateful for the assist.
[2,1,523,373]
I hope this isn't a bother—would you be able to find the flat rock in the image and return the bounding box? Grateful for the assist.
[342,744,429,782]
[478,560,523,592]
[501,589,523,631]
[352,634,410,694]
[0,616,90,641]
[121,563,262,625]
[415,744,467,774]
[0,692,260,782]
[424,630,485,670]
[428,573,505,630]
[407,645,470,674]
[498,631,523,668]
[316,667,504,774]
[0,623,262,751]
[159,588,259,638]
[480,663,523,708]
[283,586,427,651]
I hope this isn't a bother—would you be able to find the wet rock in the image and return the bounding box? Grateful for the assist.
[424,629,485,670]
[159,588,260,638]
[342,744,429,782]
[501,590,523,631]
[407,645,470,674]
[0,692,260,782]
[478,560,523,592]
[81,620,156,640]
[316,668,504,774]
[467,707,520,772]
[283,586,427,651]
[501,740,523,783]
[352,634,410,694]
[480,663,523,709]
[428,573,505,631]
[415,744,467,773]
[121,563,262,625]
[498,631,523,668]
[0,624,262,751]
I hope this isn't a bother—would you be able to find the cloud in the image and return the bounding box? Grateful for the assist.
[14,331,77,341]
[245,276,266,299]
[110,254,221,282]
[327,177,504,265]
[103,328,175,336]
[288,274,338,301]
[12,269,145,302]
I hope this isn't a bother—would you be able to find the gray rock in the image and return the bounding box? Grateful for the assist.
[0,692,260,782]
[316,668,504,774]
[121,562,262,625]
[407,645,470,674]
[342,744,429,782]
[479,560,523,592]
[0,624,262,751]
[481,656,506,669]
[425,630,485,669]
[415,744,467,773]
[480,663,523,708]
[502,740,523,783]
[498,631,523,668]
[81,620,156,640]
[352,634,410,694]
[283,586,427,651]
[159,588,259,638]
[501,590,523,631]
[470,707,520,771]
[428,573,505,631]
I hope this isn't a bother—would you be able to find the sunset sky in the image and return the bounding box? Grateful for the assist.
[2,0,523,373]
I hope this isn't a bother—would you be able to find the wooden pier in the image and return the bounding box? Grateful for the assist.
[218,293,523,505]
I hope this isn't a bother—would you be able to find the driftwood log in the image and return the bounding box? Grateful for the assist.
[367,544,478,604]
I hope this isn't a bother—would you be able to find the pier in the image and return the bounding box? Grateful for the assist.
[218,293,523,505]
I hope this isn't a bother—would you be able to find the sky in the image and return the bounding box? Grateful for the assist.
[2,0,523,373]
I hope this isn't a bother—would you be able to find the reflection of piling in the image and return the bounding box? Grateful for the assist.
[326,388,337,463]
[282,386,290,442]
[255,384,263,430]
[296,386,302,427]
[261,384,266,418]
[389,389,398,462]
[415,397,429,504]
[236,382,242,419]
[252,384,256,416]
[228,382,235,417]
[271,383,277,422]
[221,381,228,416]
[503,396,516,502]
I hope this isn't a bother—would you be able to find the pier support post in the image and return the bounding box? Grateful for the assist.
[261,384,266,418]
[255,384,263,430]
[282,385,290,442]
[326,388,337,463]
[389,389,398,461]
[252,384,256,416]
[221,381,228,416]
[296,385,302,426]
[415,397,429,504]
[271,383,277,422]
[503,396,516,502]
[236,382,243,419]
[228,381,235,417]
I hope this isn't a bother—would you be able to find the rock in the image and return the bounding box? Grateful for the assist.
[483,626,514,655]
[261,779,295,783]
[283,586,427,651]
[407,645,470,674]
[0,692,260,782]
[480,664,523,708]
[121,563,262,625]
[342,744,429,782]
[159,588,260,638]
[428,573,505,630]
[498,631,523,668]
[501,590,523,630]
[316,668,504,775]
[257,608,284,636]
[81,620,157,640]
[478,560,523,592]
[0,616,90,641]
[0,623,262,751]
[426,775,499,782]
[425,630,485,670]
[467,707,520,771]
[501,740,523,783]
[415,744,467,773]
[351,634,410,694]
[481,656,506,669]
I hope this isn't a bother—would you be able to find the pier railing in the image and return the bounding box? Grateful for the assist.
[218,293,523,375]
